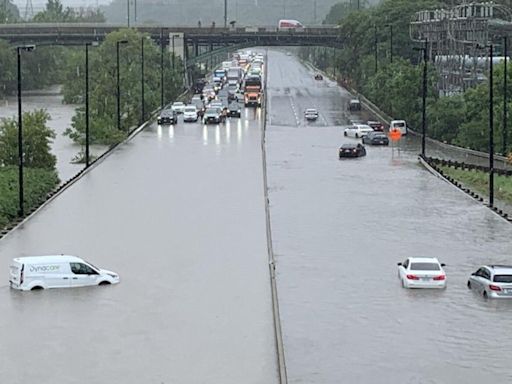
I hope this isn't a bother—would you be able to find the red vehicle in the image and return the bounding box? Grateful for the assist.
[367,120,385,132]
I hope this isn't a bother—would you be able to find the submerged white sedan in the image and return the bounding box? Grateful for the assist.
[344,124,374,138]
[397,257,447,289]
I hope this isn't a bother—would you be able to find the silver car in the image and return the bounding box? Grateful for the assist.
[467,265,512,299]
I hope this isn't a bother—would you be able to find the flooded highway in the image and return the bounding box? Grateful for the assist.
[265,50,512,383]
[0,106,278,383]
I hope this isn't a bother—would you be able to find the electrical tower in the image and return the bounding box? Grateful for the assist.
[24,0,33,20]
[410,2,512,95]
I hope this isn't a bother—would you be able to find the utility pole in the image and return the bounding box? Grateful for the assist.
[421,39,427,157]
[85,43,90,168]
[141,37,145,125]
[503,36,508,155]
[374,24,378,73]
[489,43,495,207]
[224,0,227,29]
[160,28,164,108]
[389,24,393,64]
[127,0,130,28]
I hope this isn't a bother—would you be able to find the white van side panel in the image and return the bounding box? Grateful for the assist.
[24,262,72,290]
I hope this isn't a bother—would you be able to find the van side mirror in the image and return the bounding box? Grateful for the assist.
[441,263,446,267]
[397,262,402,266]
[471,272,476,276]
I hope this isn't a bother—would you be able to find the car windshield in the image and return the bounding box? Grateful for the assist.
[184,107,196,112]
[205,108,217,114]
[173,102,184,106]
[410,262,440,271]
[493,274,512,283]
[394,122,405,127]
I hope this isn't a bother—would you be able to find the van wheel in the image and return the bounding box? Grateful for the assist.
[355,133,359,138]
[98,281,111,286]
[31,286,44,291]
[344,132,347,137]
[483,290,488,299]
[467,281,471,289]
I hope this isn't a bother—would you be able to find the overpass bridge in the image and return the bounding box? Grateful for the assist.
[0,23,343,48]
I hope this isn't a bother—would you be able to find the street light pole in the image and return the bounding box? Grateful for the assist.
[141,37,145,125]
[224,0,227,29]
[85,43,90,167]
[489,43,495,207]
[127,0,130,28]
[172,34,176,70]
[421,39,427,157]
[116,40,128,132]
[160,28,164,108]
[503,36,508,155]
[374,24,378,73]
[16,44,35,217]
[389,24,393,64]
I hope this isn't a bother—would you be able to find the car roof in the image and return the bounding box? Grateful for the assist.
[408,257,440,263]
[340,143,358,148]
[173,101,184,105]
[14,255,82,264]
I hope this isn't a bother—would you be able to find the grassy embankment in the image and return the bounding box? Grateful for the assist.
[439,166,512,205]
[0,167,59,228]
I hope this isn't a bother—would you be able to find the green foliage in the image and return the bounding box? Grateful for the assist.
[63,29,185,145]
[0,166,59,228]
[0,0,20,23]
[427,94,466,143]
[32,0,105,22]
[0,109,57,169]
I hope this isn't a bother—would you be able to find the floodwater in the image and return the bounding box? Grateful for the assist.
[0,86,105,182]
[266,50,512,384]
[0,97,278,382]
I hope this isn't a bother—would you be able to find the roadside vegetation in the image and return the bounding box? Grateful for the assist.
[439,166,512,205]
[303,0,512,155]
[62,28,185,145]
[0,110,59,228]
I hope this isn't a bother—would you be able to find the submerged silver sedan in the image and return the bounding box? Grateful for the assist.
[467,265,512,299]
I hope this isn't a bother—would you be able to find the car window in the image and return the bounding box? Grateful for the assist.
[493,274,512,283]
[403,259,409,268]
[70,262,98,275]
[409,262,440,271]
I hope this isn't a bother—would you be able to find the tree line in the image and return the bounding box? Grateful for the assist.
[304,0,512,154]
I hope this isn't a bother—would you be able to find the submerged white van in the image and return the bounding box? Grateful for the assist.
[390,120,408,135]
[9,255,120,291]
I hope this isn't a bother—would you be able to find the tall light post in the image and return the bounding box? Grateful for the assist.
[16,44,35,217]
[141,36,145,125]
[160,28,165,108]
[388,24,393,63]
[116,39,128,132]
[414,40,428,157]
[374,24,378,73]
[172,34,178,70]
[489,43,495,207]
[503,36,508,155]
[127,0,130,27]
[224,0,227,29]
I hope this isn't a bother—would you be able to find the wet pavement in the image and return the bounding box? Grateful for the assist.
[266,50,512,383]
[0,104,278,382]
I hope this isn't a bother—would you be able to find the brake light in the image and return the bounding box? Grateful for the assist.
[489,284,502,291]
[433,275,446,281]
[406,274,420,280]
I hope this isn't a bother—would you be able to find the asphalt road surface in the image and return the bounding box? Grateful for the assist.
[266,50,512,384]
[0,106,278,383]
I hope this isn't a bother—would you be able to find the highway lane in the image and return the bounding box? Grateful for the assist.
[0,106,277,383]
[266,50,512,383]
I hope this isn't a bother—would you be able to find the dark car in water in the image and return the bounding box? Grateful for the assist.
[339,143,366,158]
[203,108,223,124]
[367,120,385,131]
[362,131,389,146]
[157,109,178,125]
[228,102,242,118]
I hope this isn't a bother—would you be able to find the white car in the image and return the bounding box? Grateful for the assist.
[397,257,446,289]
[390,119,407,135]
[183,106,198,122]
[304,108,319,121]
[344,124,374,138]
[171,101,186,114]
[9,255,120,291]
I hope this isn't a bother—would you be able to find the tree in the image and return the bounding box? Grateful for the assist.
[63,29,184,145]
[32,0,105,22]
[0,109,57,169]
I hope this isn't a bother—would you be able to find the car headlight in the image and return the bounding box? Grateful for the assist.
[108,273,118,278]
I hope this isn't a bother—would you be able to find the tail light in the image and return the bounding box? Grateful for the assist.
[489,284,502,291]
[20,265,24,285]
[433,275,446,281]
[406,274,420,280]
